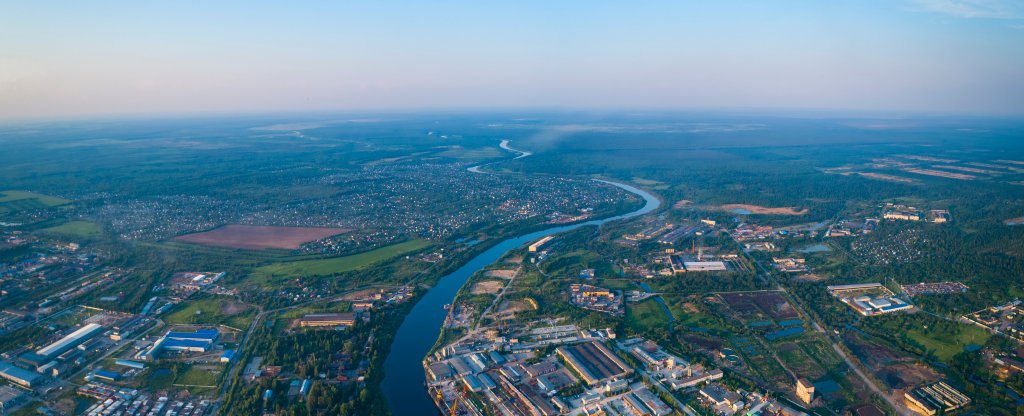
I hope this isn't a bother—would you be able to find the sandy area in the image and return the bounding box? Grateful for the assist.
[902,168,976,180]
[794,273,828,282]
[221,300,248,315]
[341,288,380,300]
[497,298,537,315]
[173,224,350,250]
[485,269,517,279]
[856,172,919,184]
[995,159,1024,166]
[471,280,504,295]
[719,204,808,215]
[673,200,692,209]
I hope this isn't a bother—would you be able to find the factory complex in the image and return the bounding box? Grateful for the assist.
[138,329,220,361]
[298,312,357,328]
[904,382,971,416]
[828,283,913,316]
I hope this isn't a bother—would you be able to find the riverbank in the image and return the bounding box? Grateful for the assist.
[381,179,660,415]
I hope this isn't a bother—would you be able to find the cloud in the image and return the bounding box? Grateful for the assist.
[910,0,1024,18]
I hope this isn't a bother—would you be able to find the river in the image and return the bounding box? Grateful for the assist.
[381,173,661,415]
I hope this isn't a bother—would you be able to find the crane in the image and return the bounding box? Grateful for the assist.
[449,384,469,416]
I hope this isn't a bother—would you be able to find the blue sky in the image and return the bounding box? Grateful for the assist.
[1,0,1023,120]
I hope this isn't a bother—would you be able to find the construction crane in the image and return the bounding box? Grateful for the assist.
[449,385,469,416]
[436,384,469,416]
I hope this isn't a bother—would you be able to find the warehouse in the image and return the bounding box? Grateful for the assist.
[88,369,123,382]
[0,362,42,388]
[164,329,219,342]
[556,341,632,386]
[298,313,356,328]
[35,323,103,359]
[904,382,971,415]
[683,261,727,272]
[115,359,145,369]
[162,339,211,353]
[528,236,554,253]
[140,328,219,360]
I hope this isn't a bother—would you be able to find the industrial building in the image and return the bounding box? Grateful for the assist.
[773,258,808,273]
[556,341,632,386]
[0,362,42,388]
[35,323,104,359]
[298,313,356,328]
[683,261,728,272]
[139,328,219,361]
[904,382,971,415]
[115,359,145,369]
[844,295,912,316]
[884,207,922,221]
[528,236,554,253]
[0,385,26,411]
[827,283,884,293]
[796,378,815,404]
[164,329,219,342]
[87,369,123,382]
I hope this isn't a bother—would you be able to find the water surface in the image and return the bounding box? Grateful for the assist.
[381,180,660,415]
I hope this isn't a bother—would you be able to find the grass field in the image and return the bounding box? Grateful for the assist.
[905,324,990,361]
[626,298,670,332]
[175,364,222,387]
[252,239,430,281]
[41,221,102,237]
[662,295,726,330]
[139,241,315,266]
[0,190,71,214]
[0,190,71,205]
[164,297,256,330]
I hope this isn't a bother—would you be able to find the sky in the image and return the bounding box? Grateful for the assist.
[1,0,1023,120]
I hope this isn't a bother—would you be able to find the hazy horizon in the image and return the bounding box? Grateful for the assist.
[3,0,1024,121]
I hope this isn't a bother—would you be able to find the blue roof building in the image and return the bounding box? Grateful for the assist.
[90,369,122,382]
[166,329,219,342]
[0,362,42,388]
[115,359,146,369]
[162,339,212,352]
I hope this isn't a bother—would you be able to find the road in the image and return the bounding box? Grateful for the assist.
[830,344,910,415]
[639,370,698,416]
[213,259,443,411]
[727,232,910,415]
[473,264,523,331]
[211,279,415,414]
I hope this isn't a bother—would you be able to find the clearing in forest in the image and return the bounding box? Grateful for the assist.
[718,204,808,215]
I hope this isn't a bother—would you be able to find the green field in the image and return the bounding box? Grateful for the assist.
[626,298,670,332]
[905,324,990,361]
[41,221,102,237]
[662,295,726,330]
[164,297,256,330]
[174,364,222,387]
[0,190,71,214]
[0,190,71,206]
[253,239,431,280]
